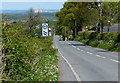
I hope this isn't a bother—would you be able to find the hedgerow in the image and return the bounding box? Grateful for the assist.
[2,24,58,81]
[75,31,120,52]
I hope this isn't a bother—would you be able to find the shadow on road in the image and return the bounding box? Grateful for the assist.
[97,50,109,52]
[70,44,86,46]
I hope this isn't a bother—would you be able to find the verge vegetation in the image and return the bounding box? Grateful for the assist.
[73,32,120,52]
[2,24,58,81]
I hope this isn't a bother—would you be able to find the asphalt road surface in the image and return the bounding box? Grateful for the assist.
[53,35,119,81]
[103,24,120,32]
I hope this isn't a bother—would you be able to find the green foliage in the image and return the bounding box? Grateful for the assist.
[76,31,120,52]
[56,2,119,37]
[95,33,105,40]
[80,39,89,44]
[3,12,56,21]
[102,2,119,25]
[103,32,120,43]
[56,2,99,37]
[2,14,25,20]
[97,41,114,50]
[89,40,99,47]
[2,24,58,81]
[78,32,98,40]
[23,8,43,35]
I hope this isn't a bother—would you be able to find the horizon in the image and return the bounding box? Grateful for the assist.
[1,9,59,14]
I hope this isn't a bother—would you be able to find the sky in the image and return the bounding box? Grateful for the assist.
[1,0,118,10]
[1,0,67,2]
[2,2,65,10]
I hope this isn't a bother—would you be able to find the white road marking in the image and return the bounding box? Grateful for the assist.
[58,50,81,81]
[67,42,71,45]
[67,41,75,48]
[67,41,71,45]
[87,52,93,55]
[55,36,120,81]
[81,50,84,52]
[77,48,80,50]
[96,55,106,58]
[110,59,120,63]
[72,45,76,48]
[55,39,81,81]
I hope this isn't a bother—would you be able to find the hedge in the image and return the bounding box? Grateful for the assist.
[2,24,58,81]
[76,31,120,52]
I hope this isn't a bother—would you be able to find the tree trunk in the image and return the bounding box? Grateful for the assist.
[101,21,103,32]
[72,28,75,39]
[29,25,33,34]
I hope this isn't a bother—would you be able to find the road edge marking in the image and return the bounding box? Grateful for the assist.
[55,39,81,81]
[58,49,81,81]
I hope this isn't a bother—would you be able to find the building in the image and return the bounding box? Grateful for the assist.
[4,20,16,25]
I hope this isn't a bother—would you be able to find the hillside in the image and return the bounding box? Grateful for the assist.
[2,10,57,21]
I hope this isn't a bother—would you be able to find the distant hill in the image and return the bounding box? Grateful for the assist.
[41,12,57,21]
[2,10,27,14]
[1,10,58,21]
[1,9,59,14]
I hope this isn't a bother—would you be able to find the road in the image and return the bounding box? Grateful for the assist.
[53,35,119,82]
[103,24,120,32]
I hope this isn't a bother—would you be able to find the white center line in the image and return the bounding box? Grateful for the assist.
[67,42,71,45]
[87,52,93,55]
[96,55,106,58]
[110,59,120,63]
[81,50,84,52]
[77,48,80,50]
[72,45,76,48]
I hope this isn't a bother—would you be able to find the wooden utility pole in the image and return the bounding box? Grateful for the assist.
[75,20,77,38]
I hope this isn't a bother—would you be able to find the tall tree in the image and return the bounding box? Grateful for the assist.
[27,8,43,35]
[98,2,119,32]
[56,2,99,38]
[56,2,119,36]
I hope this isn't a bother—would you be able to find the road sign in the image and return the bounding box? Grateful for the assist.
[42,23,48,37]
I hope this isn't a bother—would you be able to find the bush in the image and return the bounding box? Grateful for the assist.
[84,32,91,39]
[78,32,98,40]
[81,39,89,44]
[78,32,84,39]
[76,31,120,52]
[95,33,105,40]
[89,40,99,47]
[2,24,58,81]
[112,47,120,52]
[102,32,119,43]
[97,42,114,50]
